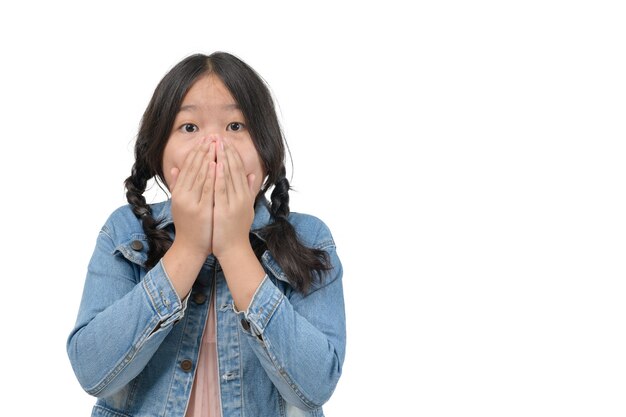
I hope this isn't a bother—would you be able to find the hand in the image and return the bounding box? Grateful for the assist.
[168,138,217,259]
[212,137,257,259]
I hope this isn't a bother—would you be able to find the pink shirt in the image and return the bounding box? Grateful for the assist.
[185,292,222,417]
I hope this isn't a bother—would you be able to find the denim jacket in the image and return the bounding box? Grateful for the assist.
[66,198,346,417]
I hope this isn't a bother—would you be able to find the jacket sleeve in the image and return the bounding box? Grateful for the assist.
[234,231,346,410]
[66,226,188,397]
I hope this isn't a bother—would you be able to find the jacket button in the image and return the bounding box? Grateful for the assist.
[241,319,251,331]
[180,359,193,372]
[130,240,143,251]
[193,293,207,305]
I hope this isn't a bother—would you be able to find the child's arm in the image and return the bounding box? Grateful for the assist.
[67,140,216,398]
[214,137,346,409]
[234,238,346,410]
[66,227,189,398]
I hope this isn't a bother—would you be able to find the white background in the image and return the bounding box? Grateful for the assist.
[1,1,625,416]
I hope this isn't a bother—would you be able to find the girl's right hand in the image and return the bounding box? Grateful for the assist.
[168,138,217,259]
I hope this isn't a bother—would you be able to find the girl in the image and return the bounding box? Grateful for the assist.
[67,52,346,417]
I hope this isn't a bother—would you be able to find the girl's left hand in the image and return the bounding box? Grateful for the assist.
[212,137,257,259]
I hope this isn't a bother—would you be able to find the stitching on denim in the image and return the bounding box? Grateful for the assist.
[88,316,160,396]
[100,227,113,240]
[260,290,283,330]
[314,239,335,250]
[235,312,245,417]
[159,259,182,312]
[92,404,134,417]
[250,299,321,409]
[278,395,286,417]
[237,274,270,315]
[142,276,162,318]
[262,338,319,410]
[164,312,189,413]
[263,257,288,283]
[124,375,140,410]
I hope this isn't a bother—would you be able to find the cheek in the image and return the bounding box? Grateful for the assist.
[236,145,265,189]
[162,141,191,187]
[250,155,267,192]
[240,149,264,175]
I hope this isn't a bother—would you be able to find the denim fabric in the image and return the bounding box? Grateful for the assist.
[67,198,346,417]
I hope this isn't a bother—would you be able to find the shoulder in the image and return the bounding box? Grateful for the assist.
[96,201,169,266]
[100,204,140,238]
[100,200,169,242]
[287,211,336,250]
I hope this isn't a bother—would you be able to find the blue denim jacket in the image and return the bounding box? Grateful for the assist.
[67,198,346,417]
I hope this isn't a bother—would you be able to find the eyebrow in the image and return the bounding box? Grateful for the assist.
[179,103,241,112]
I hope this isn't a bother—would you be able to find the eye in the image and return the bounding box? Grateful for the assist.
[181,123,198,133]
[227,122,245,132]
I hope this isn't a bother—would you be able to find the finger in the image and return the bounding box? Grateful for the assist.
[215,159,228,206]
[217,139,235,200]
[169,167,180,192]
[182,139,210,191]
[201,161,217,204]
[173,145,198,191]
[200,142,217,206]
[192,145,212,201]
[224,138,249,196]
[247,173,256,195]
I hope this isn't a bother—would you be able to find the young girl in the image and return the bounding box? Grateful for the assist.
[67,52,346,417]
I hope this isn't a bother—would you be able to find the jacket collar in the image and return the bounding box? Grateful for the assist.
[151,197,273,241]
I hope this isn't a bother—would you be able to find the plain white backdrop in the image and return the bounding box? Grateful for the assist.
[1,0,625,415]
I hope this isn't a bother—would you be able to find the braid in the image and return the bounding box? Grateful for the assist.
[270,170,290,219]
[261,165,331,293]
[124,161,172,270]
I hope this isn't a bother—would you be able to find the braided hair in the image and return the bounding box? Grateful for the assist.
[124,52,330,293]
[262,164,330,292]
[124,144,173,269]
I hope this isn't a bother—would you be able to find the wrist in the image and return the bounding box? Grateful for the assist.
[169,239,210,265]
[216,243,266,312]
[216,242,255,267]
[162,240,208,299]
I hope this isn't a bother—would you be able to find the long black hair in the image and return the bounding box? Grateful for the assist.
[124,52,330,293]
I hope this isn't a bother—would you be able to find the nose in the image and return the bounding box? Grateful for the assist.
[200,134,221,144]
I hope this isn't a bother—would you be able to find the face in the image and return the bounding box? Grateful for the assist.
[162,74,265,195]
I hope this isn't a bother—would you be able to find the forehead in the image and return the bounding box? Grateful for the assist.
[182,74,236,105]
